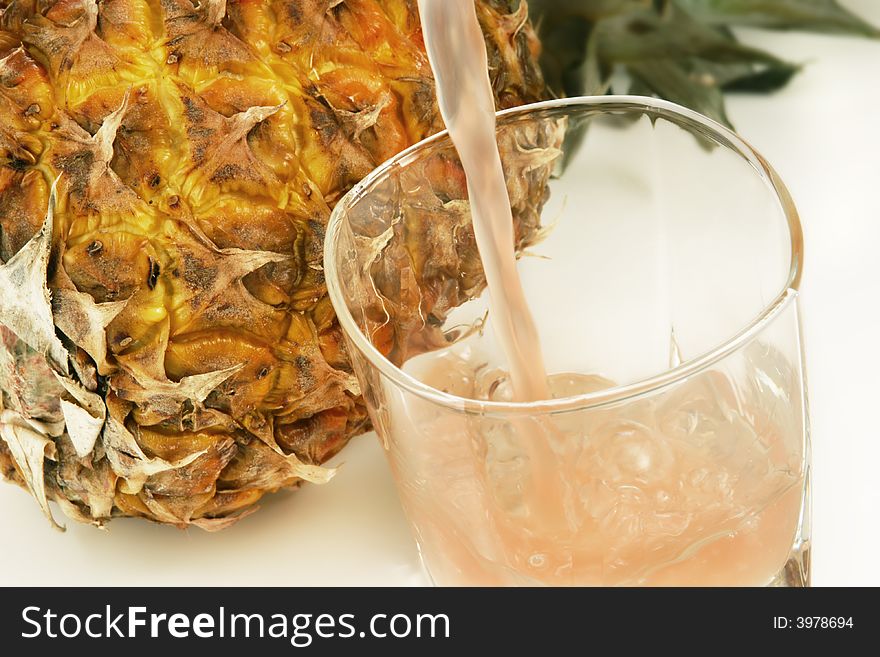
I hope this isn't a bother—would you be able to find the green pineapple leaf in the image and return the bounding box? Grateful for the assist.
[675,0,880,36]
[627,58,731,125]
[530,0,879,129]
[694,58,801,92]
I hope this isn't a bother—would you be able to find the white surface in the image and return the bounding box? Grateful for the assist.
[2,1,879,587]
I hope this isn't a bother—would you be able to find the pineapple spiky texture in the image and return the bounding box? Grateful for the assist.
[0,0,545,529]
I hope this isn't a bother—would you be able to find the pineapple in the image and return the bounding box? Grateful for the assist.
[0,0,545,528]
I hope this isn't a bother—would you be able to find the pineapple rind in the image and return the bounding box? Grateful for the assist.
[0,0,545,528]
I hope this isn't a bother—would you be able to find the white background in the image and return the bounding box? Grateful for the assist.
[1,0,878,587]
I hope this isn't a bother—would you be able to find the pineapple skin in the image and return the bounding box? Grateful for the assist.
[0,0,545,528]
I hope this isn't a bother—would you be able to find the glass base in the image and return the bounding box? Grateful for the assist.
[768,545,811,587]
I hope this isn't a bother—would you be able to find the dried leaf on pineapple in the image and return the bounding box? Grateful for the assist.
[0,410,62,530]
[0,182,69,375]
[101,407,208,493]
[58,399,103,459]
[113,364,244,426]
[51,288,128,376]
[189,507,259,532]
[54,373,106,458]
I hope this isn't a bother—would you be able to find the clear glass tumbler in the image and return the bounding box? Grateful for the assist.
[325,96,810,586]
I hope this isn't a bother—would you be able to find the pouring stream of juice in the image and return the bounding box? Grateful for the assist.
[416,0,550,403]
[416,0,569,535]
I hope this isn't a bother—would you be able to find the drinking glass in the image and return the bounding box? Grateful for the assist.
[325,96,810,586]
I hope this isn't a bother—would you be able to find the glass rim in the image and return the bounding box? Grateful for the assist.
[324,95,804,415]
